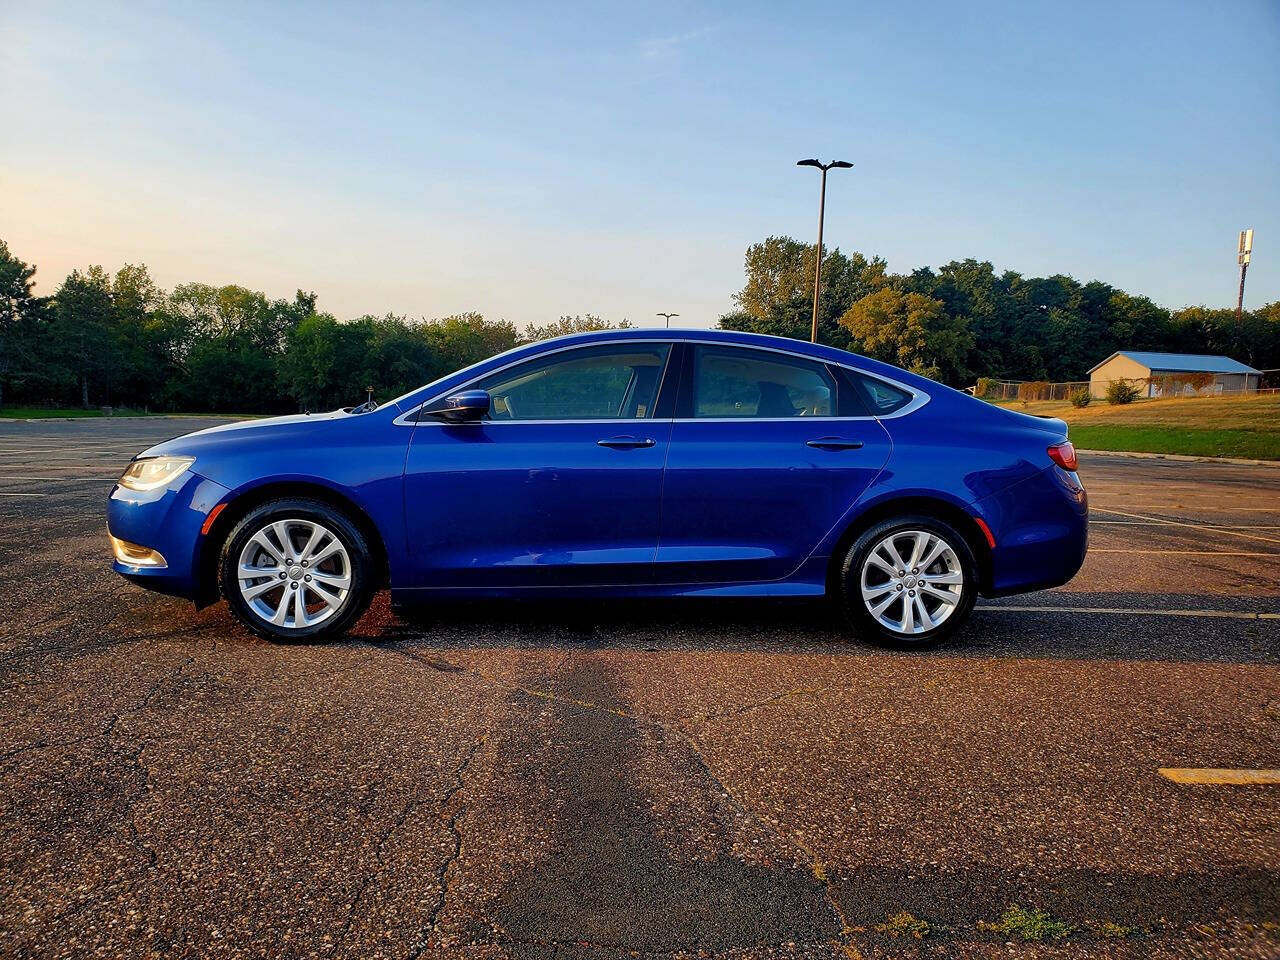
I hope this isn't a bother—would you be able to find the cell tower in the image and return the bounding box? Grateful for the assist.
[1236,228,1254,325]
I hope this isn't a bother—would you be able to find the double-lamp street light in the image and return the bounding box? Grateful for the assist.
[796,158,852,343]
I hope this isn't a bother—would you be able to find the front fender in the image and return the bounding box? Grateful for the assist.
[107,472,232,600]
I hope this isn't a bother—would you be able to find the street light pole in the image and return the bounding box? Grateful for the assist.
[656,312,679,328]
[796,159,852,343]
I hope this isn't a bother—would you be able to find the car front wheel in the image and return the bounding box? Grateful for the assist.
[220,499,374,643]
[838,515,978,647]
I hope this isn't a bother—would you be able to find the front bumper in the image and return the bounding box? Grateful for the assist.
[107,471,231,600]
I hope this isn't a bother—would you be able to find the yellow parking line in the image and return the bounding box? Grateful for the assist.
[1159,769,1280,786]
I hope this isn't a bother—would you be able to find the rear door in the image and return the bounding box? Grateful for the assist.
[655,343,892,585]
[401,341,675,589]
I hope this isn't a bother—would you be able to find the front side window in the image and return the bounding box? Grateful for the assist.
[474,343,671,420]
[692,346,835,418]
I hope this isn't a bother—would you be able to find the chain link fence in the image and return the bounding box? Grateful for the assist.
[974,375,1278,402]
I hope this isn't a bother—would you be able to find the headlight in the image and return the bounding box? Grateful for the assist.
[118,456,195,491]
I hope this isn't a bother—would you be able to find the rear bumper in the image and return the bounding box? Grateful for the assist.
[975,464,1088,596]
[107,472,230,600]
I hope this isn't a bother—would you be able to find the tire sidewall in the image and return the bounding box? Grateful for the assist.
[839,514,978,648]
[220,498,373,643]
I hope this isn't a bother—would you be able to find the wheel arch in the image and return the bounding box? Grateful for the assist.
[824,495,993,597]
[193,480,391,608]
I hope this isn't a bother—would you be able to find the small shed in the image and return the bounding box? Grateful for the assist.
[1087,351,1261,398]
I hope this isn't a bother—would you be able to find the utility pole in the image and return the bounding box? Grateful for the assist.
[1236,229,1254,340]
[656,312,679,328]
[796,158,852,343]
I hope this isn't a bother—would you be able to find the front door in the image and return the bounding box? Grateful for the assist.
[655,343,892,585]
[401,341,675,589]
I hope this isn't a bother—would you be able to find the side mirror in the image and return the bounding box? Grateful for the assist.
[423,389,490,423]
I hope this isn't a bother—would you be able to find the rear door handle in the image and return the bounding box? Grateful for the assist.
[806,437,864,450]
[597,436,656,449]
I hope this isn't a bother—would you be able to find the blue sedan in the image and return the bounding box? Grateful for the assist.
[107,329,1087,646]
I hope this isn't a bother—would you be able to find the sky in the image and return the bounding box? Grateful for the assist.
[2,0,1278,329]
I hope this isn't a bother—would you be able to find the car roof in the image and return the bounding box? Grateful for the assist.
[388,326,949,416]
[529,326,868,367]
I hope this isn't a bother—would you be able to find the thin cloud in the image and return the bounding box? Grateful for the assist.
[638,27,716,60]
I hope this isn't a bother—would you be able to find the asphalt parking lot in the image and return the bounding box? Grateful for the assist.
[1,417,1276,959]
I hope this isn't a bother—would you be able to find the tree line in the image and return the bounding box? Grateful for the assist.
[719,236,1279,385]
[0,239,626,413]
[2,235,1276,414]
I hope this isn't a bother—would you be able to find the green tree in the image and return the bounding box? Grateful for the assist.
[366,315,437,401]
[1242,301,1280,372]
[423,313,521,380]
[52,266,116,408]
[0,240,44,411]
[110,263,171,408]
[279,313,387,411]
[166,337,281,413]
[156,284,317,412]
[1104,290,1170,352]
[840,287,974,383]
[910,260,1031,379]
[523,314,632,342]
[719,236,886,346]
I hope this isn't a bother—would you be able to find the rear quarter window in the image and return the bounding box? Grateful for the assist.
[849,372,913,415]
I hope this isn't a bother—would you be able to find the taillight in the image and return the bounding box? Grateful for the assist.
[1048,440,1078,472]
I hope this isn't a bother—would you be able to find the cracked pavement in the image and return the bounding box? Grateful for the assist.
[1,418,1277,959]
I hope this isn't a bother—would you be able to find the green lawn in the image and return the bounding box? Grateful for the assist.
[0,407,110,419]
[995,393,1280,460]
[1067,425,1280,460]
[0,408,264,420]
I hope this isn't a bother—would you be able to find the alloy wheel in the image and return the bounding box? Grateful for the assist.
[859,529,964,635]
[236,518,352,629]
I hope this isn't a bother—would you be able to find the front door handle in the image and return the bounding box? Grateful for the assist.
[597,436,656,449]
[806,437,864,450]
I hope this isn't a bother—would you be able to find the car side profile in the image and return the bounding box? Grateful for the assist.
[107,329,1087,646]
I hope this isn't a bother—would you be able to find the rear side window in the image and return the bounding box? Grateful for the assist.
[849,372,913,415]
[691,346,835,418]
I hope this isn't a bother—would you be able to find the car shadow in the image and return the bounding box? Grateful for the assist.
[351,592,1279,666]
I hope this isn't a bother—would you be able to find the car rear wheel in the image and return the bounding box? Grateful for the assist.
[220,499,374,643]
[837,515,977,647]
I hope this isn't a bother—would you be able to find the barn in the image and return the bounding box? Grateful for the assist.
[1087,351,1261,398]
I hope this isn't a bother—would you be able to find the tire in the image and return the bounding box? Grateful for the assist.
[837,514,978,648]
[220,498,374,643]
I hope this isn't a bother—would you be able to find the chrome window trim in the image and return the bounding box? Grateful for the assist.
[394,337,930,425]
[845,369,931,420]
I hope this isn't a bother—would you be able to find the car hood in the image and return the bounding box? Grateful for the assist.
[136,410,356,459]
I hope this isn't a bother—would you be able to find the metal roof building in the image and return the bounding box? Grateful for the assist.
[1087,351,1261,397]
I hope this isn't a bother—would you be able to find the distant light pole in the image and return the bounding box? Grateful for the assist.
[797,158,853,343]
[657,312,679,328]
